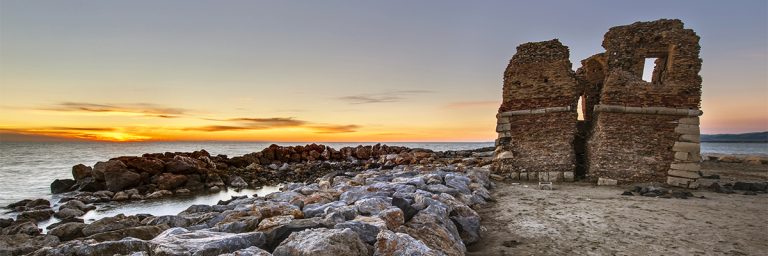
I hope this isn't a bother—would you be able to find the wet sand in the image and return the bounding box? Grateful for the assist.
[469,180,767,256]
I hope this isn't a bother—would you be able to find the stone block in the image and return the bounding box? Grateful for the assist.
[528,172,537,181]
[666,176,692,188]
[495,151,514,160]
[678,117,699,125]
[687,181,700,189]
[670,162,700,172]
[597,178,617,186]
[679,134,700,143]
[497,117,511,124]
[674,125,700,135]
[668,169,701,179]
[672,142,700,153]
[563,171,574,182]
[674,152,689,161]
[547,172,562,182]
[496,123,511,132]
[508,172,519,181]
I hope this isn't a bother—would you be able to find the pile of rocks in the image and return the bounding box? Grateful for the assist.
[47,144,483,206]
[3,163,492,256]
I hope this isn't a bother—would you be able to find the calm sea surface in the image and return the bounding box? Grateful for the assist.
[0,141,765,219]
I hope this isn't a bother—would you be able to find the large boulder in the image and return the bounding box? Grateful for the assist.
[263,218,325,250]
[48,222,87,241]
[81,214,141,236]
[54,208,85,220]
[72,164,93,180]
[450,205,481,245]
[74,177,105,192]
[122,157,165,175]
[165,156,202,174]
[0,234,59,256]
[18,209,54,222]
[93,160,128,181]
[86,224,169,242]
[1,221,40,235]
[149,227,267,256]
[29,237,150,256]
[219,246,272,256]
[51,179,77,194]
[154,173,189,191]
[397,205,465,256]
[374,230,439,256]
[104,169,142,192]
[354,197,390,216]
[272,228,368,256]
[334,217,385,244]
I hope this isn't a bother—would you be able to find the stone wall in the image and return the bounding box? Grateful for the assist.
[492,40,579,182]
[587,19,703,186]
[492,19,703,188]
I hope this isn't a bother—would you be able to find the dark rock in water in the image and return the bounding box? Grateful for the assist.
[93,160,128,181]
[229,176,248,189]
[54,208,86,219]
[51,179,77,194]
[122,157,165,175]
[25,198,51,208]
[46,218,84,231]
[59,200,94,212]
[86,224,169,242]
[6,199,32,209]
[272,228,369,256]
[18,209,54,222]
[81,214,141,236]
[29,237,150,256]
[75,177,106,192]
[149,227,267,256]
[0,218,12,228]
[104,168,141,192]
[1,221,40,235]
[48,222,87,241]
[154,173,189,191]
[374,230,436,256]
[621,191,634,196]
[72,164,93,180]
[0,234,59,256]
[392,197,418,222]
[165,156,201,174]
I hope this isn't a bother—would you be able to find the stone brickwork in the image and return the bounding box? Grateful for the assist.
[492,39,579,182]
[493,19,702,188]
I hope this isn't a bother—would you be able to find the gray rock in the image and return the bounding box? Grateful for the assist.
[219,246,272,256]
[229,176,249,189]
[424,184,459,196]
[47,222,87,241]
[444,174,471,194]
[104,168,141,192]
[450,205,481,245]
[263,217,325,250]
[149,227,267,256]
[0,234,59,256]
[398,205,465,255]
[272,228,368,256]
[374,230,439,256]
[1,221,40,235]
[212,216,260,233]
[82,214,141,236]
[302,201,346,218]
[29,237,150,256]
[354,197,391,216]
[334,220,382,244]
[86,224,169,242]
[143,215,192,228]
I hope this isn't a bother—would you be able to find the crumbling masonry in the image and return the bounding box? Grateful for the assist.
[492,19,703,188]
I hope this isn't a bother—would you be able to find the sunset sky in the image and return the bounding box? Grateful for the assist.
[1,0,766,142]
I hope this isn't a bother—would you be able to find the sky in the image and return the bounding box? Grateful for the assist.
[1,0,766,142]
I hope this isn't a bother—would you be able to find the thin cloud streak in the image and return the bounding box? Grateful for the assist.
[445,100,500,109]
[40,102,189,118]
[186,117,360,133]
[337,90,434,104]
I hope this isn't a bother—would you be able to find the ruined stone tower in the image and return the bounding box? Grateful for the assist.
[492,39,579,182]
[493,19,703,187]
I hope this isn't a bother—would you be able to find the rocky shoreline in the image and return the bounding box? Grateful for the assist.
[1,144,495,256]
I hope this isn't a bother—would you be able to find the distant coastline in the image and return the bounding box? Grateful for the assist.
[700,131,768,143]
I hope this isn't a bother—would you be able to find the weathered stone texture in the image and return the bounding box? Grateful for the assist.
[492,39,579,180]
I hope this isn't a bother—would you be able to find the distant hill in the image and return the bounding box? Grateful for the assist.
[701,131,768,143]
